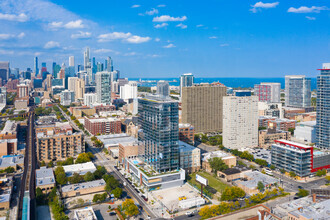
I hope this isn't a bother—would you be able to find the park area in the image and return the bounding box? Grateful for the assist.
[188,171,230,200]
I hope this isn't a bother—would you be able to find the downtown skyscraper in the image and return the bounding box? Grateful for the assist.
[95,71,111,105]
[180,73,194,95]
[34,57,39,75]
[316,63,330,149]
[138,95,179,172]
[285,75,311,108]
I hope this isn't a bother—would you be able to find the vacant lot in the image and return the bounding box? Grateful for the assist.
[188,171,230,199]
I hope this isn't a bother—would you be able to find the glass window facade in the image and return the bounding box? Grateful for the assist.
[285,76,311,108]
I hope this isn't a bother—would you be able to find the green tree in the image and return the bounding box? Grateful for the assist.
[75,152,94,164]
[255,159,268,167]
[36,187,45,205]
[326,175,330,183]
[70,173,83,184]
[269,165,275,170]
[94,166,107,179]
[208,157,228,173]
[297,189,309,197]
[257,181,265,192]
[280,168,286,174]
[288,128,295,135]
[316,169,326,177]
[77,198,85,206]
[4,166,15,173]
[48,161,54,167]
[112,187,123,199]
[40,161,46,167]
[54,166,67,185]
[289,171,297,178]
[84,171,95,182]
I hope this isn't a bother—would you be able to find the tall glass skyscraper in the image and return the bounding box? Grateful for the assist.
[156,80,170,97]
[138,95,179,172]
[34,57,39,75]
[95,71,111,105]
[316,63,330,149]
[285,75,311,108]
[180,73,194,95]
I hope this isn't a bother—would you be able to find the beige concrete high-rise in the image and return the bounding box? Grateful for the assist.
[181,83,227,133]
[75,78,85,100]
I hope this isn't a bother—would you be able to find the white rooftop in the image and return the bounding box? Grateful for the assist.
[0,121,17,134]
[36,167,55,187]
[179,141,198,153]
[73,207,97,220]
[98,134,138,147]
[202,151,234,162]
[62,179,106,193]
[0,155,24,168]
[62,162,96,177]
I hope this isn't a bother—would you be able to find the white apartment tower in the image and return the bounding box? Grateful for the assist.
[223,91,258,149]
[120,81,137,101]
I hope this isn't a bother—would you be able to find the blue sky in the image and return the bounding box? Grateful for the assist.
[0,0,329,78]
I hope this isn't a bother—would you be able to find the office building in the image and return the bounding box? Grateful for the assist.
[69,56,74,67]
[316,63,330,149]
[271,140,330,177]
[96,62,103,72]
[60,90,75,106]
[294,121,316,143]
[285,75,311,108]
[0,61,9,82]
[254,83,281,103]
[84,47,90,70]
[95,71,111,105]
[120,81,137,101]
[156,80,170,97]
[106,56,113,72]
[84,117,122,135]
[223,91,258,149]
[181,83,227,133]
[180,73,194,95]
[138,95,180,172]
[34,57,39,75]
[51,78,64,87]
[83,93,97,107]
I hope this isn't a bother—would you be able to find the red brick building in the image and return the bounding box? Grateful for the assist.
[94,105,116,114]
[84,117,122,135]
[258,116,296,131]
[179,123,195,144]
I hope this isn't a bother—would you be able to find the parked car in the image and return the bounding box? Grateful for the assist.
[186,211,193,217]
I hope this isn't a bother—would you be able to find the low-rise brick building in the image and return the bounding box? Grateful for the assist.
[179,123,194,144]
[84,117,121,135]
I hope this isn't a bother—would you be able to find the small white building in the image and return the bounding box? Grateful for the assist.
[294,121,316,143]
[62,162,96,177]
[73,207,97,220]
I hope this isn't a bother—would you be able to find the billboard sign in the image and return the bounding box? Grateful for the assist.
[196,174,208,186]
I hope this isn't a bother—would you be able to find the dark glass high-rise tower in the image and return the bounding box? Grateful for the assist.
[138,95,179,172]
[316,63,330,149]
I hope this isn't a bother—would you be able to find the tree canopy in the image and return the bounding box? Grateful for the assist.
[208,157,228,173]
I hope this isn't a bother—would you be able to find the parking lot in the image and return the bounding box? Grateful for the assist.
[250,148,271,164]
[150,183,203,213]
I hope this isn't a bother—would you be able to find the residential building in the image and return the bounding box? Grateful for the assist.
[98,134,137,151]
[236,171,279,195]
[0,121,18,139]
[62,162,96,177]
[202,151,236,173]
[285,75,311,108]
[68,77,85,101]
[84,117,122,135]
[36,167,55,193]
[271,140,330,177]
[294,121,316,143]
[83,93,97,107]
[181,83,227,133]
[36,131,84,163]
[258,116,296,131]
[180,73,194,95]
[61,179,106,198]
[223,91,258,149]
[120,82,137,101]
[254,83,281,103]
[156,80,170,97]
[0,155,24,171]
[17,84,29,98]
[118,141,141,162]
[94,104,116,114]
[138,95,179,172]
[14,99,28,110]
[179,123,194,144]
[179,141,201,173]
[68,77,78,92]
[95,71,111,105]
[60,90,74,106]
[0,139,17,156]
[258,122,291,148]
[258,102,284,118]
[316,63,330,149]
[106,56,113,72]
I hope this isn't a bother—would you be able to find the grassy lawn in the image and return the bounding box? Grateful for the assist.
[188,171,230,198]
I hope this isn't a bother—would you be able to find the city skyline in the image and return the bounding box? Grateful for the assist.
[0,0,329,78]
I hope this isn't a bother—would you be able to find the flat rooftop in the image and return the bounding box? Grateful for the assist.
[86,117,120,123]
[202,151,234,162]
[62,179,106,193]
[36,167,55,187]
[74,207,97,220]
[62,162,96,177]
[274,139,312,149]
[179,141,197,152]
[238,171,278,190]
[142,94,176,103]
[297,120,316,127]
[98,134,137,147]
[0,155,24,168]
[0,121,17,134]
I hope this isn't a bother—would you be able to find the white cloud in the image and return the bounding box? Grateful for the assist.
[0,13,28,22]
[196,24,204,28]
[146,8,159,15]
[94,49,114,54]
[126,36,151,44]
[288,6,328,13]
[157,5,166,8]
[71,31,92,39]
[44,41,60,49]
[98,32,151,44]
[209,36,217,39]
[176,23,187,29]
[250,2,279,13]
[163,43,176,48]
[220,43,229,47]
[0,32,25,40]
[155,38,161,42]
[124,52,138,56]
[153,15,187,22]
[305,16,316,20]
[49,19,84,29]
[154,23,168,28]
[131,5,140,8]
[0,49,14,55]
